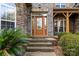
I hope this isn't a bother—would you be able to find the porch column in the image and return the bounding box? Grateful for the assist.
[66,12,70,32]
[63,12,72,32]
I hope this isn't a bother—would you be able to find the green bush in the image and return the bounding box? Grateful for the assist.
[59,33,79,56]
[58,32,72,40]
[0,28,28,56]
[75,32,79,35]
[26,33,32,38]
[21,33,32,38]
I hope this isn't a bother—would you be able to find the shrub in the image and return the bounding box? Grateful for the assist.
[21,33,32,38]
[75,32,79,35]
[58,32,72,40]
[59,33,79,56]
[0,28,28,56]
[26,33,32,38]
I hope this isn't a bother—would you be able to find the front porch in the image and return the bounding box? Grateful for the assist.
[53,8,79,35]
[31,7,79,37]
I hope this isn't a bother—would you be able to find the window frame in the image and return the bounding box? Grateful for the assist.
[0,3,16,29]
[55,3,66,8]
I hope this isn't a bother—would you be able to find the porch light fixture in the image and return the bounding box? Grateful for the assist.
[42,14,47,16]
[38,4,41,9]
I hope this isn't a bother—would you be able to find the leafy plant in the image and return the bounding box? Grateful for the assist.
[58,32,72,40]
[75,32,79,35]
[59,33,79,56]
[26,33,32,38]
[19,33,32,38]
[0,28,28,56]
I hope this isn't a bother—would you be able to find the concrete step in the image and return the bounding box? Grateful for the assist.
[26,46,54,52]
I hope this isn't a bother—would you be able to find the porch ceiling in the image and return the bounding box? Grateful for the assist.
[53,8,79,13]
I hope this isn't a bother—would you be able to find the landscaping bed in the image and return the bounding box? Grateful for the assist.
[58,32,79,56]
[0,29,32,56]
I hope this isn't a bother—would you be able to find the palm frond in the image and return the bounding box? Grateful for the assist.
[0,28,28,56]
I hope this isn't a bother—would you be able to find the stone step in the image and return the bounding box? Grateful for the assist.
[26,46,54,52]
[25,52,56,56]
[28,42,53,47]
[27,41,57,46]
[26,38,57,52]
[26,38,57,42]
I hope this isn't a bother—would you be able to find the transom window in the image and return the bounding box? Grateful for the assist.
[56,3,66,8]
[0,3,16,29]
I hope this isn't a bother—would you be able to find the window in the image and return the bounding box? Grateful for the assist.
[56,3,60,8]
[61,3,66,8]
[1,21,15,29]
[56,3,66,8]
[0,3,16,29]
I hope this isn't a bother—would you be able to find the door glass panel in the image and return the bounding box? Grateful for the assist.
[44,17,47,29]
[32,15,47,36]
[37,17,42,30]
[44,18,46,26]
[44,17,47,35]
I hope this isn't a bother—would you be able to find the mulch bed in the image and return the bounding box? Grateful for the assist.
[53,46,64,56]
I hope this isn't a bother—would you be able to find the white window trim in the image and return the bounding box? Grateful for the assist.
[15,5,16,28]
[1,19,15,22]
[0,4,1,30]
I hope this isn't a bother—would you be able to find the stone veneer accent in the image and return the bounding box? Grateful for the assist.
[32,3,54,36]
[47,4,54,36]
[16,3,32,34]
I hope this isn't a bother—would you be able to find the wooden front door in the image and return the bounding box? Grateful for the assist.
[32,16,47,36]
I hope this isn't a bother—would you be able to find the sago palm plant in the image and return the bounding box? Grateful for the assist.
[0,28,28,56]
